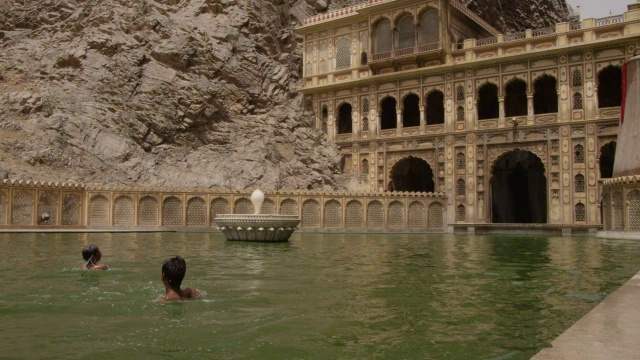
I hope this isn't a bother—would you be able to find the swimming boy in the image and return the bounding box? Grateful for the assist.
[158,256,200,301]
[82,245,109,270]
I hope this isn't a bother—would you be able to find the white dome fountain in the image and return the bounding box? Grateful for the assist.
[214,189,301,242]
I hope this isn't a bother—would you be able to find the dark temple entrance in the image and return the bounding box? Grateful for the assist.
[491,150,547,223]
[390,157,435,192]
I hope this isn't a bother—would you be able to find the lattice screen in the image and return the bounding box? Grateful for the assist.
[261,199,276,214]
[88,195,109,226]
[456,86,465,101]
[613,192,624,230]
[457,106,465,122]
[574,144,584,164]
[408,201,425,229]
[302,199,320,228]
[345,200,363,228]
[319,59,328,74]
[603,193,611,230]
[575,202,586,222]
[323,200,342,228]
[0,192,6,225]
[62,193,81,226]
[572,69,582,87]
[397,15,416,49]
[280,199,298,215]
[457,179,466,196]
[360,31,368,52]
[573,93,583,110]
[114,196,134,226]
[163,197,183,227]
[139,196,159,226]
[374,19,392,54]
[38,192,57,226]
[319,43,327,58]
[234,198,253,214]
[362,98,369,113]
[629,190,640,231]
[362,159,369,175]
[456,204,466,222]
[367,201,384,229]
[388,201,405,229]
[419,9,439,45]
[362,117,369,131]
[428,202,444,229]
[574,174,585,193]
[210,197,229,226]
[335,38,351,70]
[186,197,207,227]
[456,152,465,170]
[305,62,313,77]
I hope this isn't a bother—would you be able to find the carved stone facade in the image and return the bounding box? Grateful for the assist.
[298,0,640,226]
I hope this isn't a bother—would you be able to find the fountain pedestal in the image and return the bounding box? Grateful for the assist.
[214,190,301,242]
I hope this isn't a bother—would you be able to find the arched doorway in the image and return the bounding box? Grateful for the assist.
[390,157,435,192]
[337,103,352,134]
[380,97,397,130]
[426,91,445,125]
[403,94,420,127]
[533,75,558,114]
[598,66,622,108]
[505,79,528,117]
[491,150,547,223]
[478,83,499,120]
[600,141,617,179]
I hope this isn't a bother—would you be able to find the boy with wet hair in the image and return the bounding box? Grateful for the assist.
[82,245,109,270]
[159,256,199,301]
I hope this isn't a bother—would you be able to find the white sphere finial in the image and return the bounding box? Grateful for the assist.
[251,189,265,214]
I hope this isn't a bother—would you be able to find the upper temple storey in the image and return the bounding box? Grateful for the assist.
[296,0,640,227]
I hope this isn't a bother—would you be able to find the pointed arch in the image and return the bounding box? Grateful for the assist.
[426,90,444,125]
[373,18,392,54]
[533,75,558,114]
[598,65,622,108]
[402,93,420,127]
[380,96,398,130]
[337,102,353,134]
[478,83,499,120]
[396,13,416,50]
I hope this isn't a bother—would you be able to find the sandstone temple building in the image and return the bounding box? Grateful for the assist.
[297,0,640,229]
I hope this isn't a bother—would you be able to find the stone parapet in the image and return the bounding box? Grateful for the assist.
[0,179,448,233]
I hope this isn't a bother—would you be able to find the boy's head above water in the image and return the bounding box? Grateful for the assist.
[82,245,108,270]
[162,256,186,289]
[82,245,101,264]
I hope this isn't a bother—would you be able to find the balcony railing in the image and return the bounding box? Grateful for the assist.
[570,22,582,31]
[371,43,441,63]
[504,31,526,42]
[596,14,624,27]
[476,37,498,46]
[532,26,556,37]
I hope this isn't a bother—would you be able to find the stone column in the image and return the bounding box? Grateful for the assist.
[328,113,336,141]
[419,106,426,133]
[471,100,478,130]
[352,108,359,141]
[498,96,505,127]
[594,86,600,119]
[527,93,534,124]
[396,109,403,135]
[376,111,382,138]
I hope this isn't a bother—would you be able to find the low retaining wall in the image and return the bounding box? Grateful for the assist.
[0,180,448,233]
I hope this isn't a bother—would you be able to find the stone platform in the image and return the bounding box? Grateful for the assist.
[533,271,640,359]
[453,223,601,236]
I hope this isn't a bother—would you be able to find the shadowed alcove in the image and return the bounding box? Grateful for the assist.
[390,157,435,193]
[491,150,547,223]
[403,94,420,127]
[381,97,397,130]
[599,141,617,179]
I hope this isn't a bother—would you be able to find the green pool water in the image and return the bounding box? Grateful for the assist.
[0,232,639,359]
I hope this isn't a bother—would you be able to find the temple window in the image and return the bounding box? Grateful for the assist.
[533,75,558,115]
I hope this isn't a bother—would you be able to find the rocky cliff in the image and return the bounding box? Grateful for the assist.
[0,0,569,190]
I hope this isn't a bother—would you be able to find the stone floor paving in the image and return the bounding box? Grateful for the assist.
[533,272,640,359]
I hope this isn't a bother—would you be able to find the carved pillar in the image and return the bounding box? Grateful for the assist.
[328,113,336,141]
[498,96,505,127]
[594,85,600,119]
[527,93,534,124]
[419,106,426,133]
[396,109,403,135]
[471,100,478,130]
[352,108,359,141]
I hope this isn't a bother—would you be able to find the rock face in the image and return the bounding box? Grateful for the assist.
[0,0,569,190]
